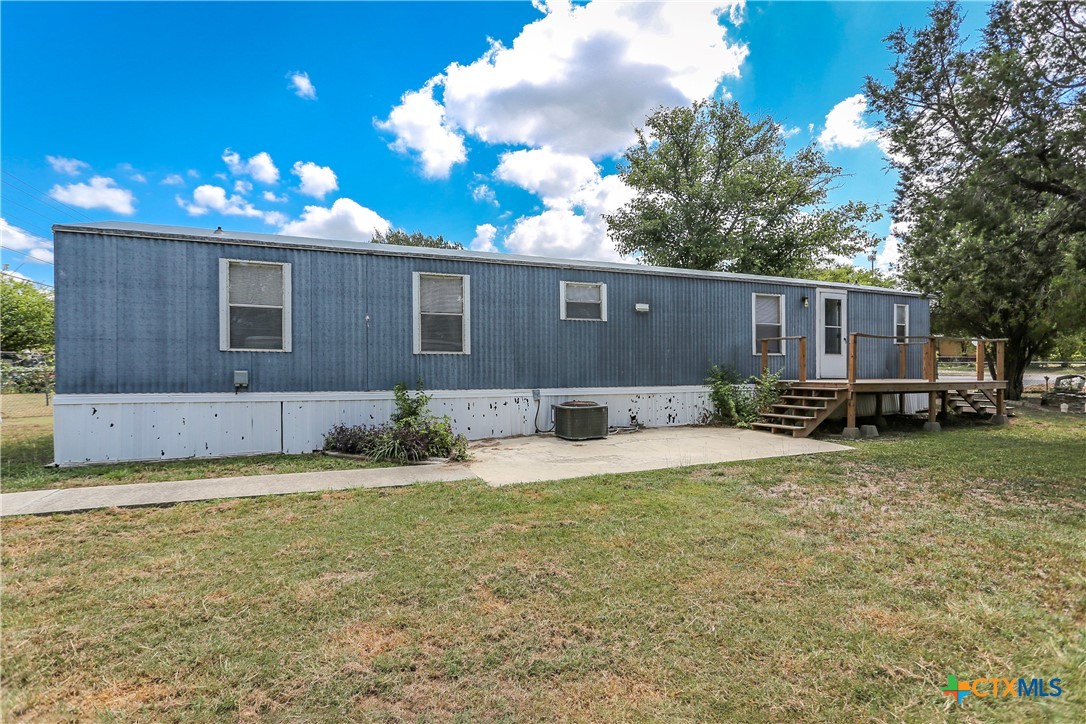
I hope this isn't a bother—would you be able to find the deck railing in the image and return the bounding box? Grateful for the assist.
[847,334,1007,383]
[760,336,808,382]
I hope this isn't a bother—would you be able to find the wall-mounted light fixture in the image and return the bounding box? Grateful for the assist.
[801,295,809,309]
[635,303,650,313]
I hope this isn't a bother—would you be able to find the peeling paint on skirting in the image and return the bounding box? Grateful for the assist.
[52,387,715,464]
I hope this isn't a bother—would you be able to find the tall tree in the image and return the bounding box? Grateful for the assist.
[867,1,1086,399]
[605,99,879,276]
[372,229,462,250]
[0,276,54,351]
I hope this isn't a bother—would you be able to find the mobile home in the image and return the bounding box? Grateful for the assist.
[52,222,931,464]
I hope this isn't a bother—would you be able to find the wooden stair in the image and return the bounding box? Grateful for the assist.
[917,389,999,417]
[751,385,848,438]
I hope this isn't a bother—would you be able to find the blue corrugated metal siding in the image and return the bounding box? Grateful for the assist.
[55,231,930,394]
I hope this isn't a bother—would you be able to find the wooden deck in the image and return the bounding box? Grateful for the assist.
[752,334,1010,438]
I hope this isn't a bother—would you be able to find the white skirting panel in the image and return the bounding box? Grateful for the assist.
[52,387,714,464]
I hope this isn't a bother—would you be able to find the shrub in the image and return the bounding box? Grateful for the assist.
[1,350,55,393]
[706,365,788,428]
[323,380,470,463]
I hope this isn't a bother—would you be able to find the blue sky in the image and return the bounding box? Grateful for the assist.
[1,1,990,289]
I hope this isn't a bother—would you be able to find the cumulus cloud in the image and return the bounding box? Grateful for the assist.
[176,184,284,225]
[46,155,89,176]
[49,176,136,214]
[222,149,280,184]
[278,198,391,242]
[495,147,600,202]
[1,218,54,264]
[288,71,317,100]
[375,79,467,179]
[469,223,499,253]
[161,174,186,186]
[875,220,909,271]
[263,190,288,203]
[503,159,636,262]
[818,94,883,151]
[234,179,253,195]
[291,161,338,199]
[378,0,747,175]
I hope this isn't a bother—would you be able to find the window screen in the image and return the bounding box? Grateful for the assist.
[894,304,909,344]
[754,294,783,354]
[224,261,288,351]
[417,274,468,353]
[562,282,605,321]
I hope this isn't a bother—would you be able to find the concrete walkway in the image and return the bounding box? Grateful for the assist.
[468,426,850,486]
[1,465,477,517]
[1,427,849,516]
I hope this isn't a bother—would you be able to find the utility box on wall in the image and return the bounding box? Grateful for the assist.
[554,401,609,441]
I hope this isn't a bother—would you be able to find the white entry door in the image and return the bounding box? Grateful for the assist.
[816,290,848,379]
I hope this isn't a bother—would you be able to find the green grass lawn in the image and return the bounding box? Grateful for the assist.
[0,393,387,494]
[2,405,1083,721]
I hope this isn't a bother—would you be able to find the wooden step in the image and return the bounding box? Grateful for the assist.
[750,421,806,432]
[762,412,818,421]
[777,395,831,405]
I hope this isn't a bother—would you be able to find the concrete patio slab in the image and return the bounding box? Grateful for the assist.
[1,465,478,517]
[466,426,851,486]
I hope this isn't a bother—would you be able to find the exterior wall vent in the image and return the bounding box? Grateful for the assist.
[554,401,609,440]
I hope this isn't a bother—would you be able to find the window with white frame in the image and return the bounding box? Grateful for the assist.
[413,272,470,354]
[219,259,291,352]
[752,293,785,354]
[894,304,909,344]
[560,281,607,321]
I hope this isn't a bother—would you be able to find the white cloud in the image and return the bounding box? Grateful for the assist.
[46,155,89,176]
[469,223,499,253]
[187,169,200,179]
[375,79,467,179]
[288,71,317,100]
[503,160,636,262]
[234,180,253,195]
[0,218,54,265]
[291,161,338,199]
[49,176,135,214]
[495,147,600,202]
[777,124,801,139]
[278,198,391,242]
[471,183,498,206]
[263,190,288,203]
[161,174,185,186]
[818,94,883,151]
[875,220,909,271]
[222,149,280,184]
[176,184,282,225]
[379,0,747,174]
[118,163,147,183]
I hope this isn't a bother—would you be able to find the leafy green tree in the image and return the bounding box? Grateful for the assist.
[372,229,462,250]
[866,1,1086,399]
[605,99,879,276]
[0,276,54,351]
[801,264,897,288]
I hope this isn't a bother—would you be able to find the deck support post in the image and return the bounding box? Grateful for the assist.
[873,393,886,428]
[897,392,906,416]
[923,391,941,432]
[992,388,1008,425]
[939,390,948,420]
[842,390,860,439]
[976,340,986,381]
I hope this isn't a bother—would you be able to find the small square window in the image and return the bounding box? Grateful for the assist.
[561,281,607,321]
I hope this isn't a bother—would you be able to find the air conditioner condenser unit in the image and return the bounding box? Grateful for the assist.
[554,401,609,440]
